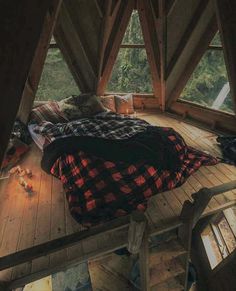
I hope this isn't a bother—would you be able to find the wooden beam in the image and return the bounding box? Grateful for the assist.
[127,210,147,254]
[0,216,130,272]
[158,0,167,111]
[214,0,236,114]
[17,0,63,124]
[166,0,209,78]
[208,45,223,50]
[97,0,134,95]
[137,0,161,99]
[165,0,178,16]
[120,44,145,48]
[169,100,236,134]
[0,0,56,169]
[93,0,104,18]
[97,0,113,93]
[139,231,150,291]
[166,16,218,108]
[54,25,91,93]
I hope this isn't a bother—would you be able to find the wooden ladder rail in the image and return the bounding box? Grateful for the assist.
[178,180,236,291]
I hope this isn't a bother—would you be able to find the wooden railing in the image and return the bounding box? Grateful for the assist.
[0,181,235,290]
[178,180,236,291]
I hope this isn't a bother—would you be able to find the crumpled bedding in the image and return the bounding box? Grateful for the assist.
[38,112,218,226]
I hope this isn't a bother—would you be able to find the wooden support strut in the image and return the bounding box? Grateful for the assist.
[127,210,147,254]
[179,180,236,290]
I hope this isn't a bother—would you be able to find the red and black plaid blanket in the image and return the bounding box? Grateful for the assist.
[48,125,218,226]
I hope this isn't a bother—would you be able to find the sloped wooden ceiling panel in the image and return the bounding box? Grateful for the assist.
[17,0,63,124]
[54,0,103,93]
[137,0,161,102]
[0,0,58,169]
[165,0,217,106]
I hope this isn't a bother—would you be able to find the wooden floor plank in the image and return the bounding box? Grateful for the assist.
[11,146,42,280]
[0,111,235,286]
[31,171,52,273]
[49,177,67,268]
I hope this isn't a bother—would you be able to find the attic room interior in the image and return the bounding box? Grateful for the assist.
[0,0,236,290]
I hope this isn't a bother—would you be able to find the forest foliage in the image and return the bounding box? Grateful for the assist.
[36,11,233,114]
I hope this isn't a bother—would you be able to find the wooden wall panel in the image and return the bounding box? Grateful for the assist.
[166,0,201,67]
[17,0,63,124]
[0,0,55,169]
[169,100,236,134]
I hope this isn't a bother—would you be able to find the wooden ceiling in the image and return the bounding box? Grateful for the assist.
[0,0,236,168]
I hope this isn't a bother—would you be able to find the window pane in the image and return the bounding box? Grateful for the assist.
[36,49,80,101]
[218,217,236,254]
[122,10,144,44]
[107,48,152,93]
[210,32,222,46]
[180,50,234,114]
[201,225,223,269]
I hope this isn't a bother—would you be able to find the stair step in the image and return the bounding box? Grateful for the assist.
[151,277,184,291]
[150,258,185,287]
[150,240,187,267]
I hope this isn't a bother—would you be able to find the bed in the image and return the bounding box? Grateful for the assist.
[28,98,218,227]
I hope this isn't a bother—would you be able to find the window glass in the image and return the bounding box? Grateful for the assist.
[180,49,233,114]
[107,48,152,93]
[36,49,80,101]
[122,11,144,44]
[107,11,152,93]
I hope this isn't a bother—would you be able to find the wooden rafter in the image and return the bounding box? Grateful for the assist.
[166,0,210,78]
[214,0,236,114]
[55,1,99,93]
[0,0,56,169]
[158,0,167,111]
[97,0,134,95]
[137,0,161,100]
[97,0,114,92]
[64,1,98,78]
[165,0,178,16]
[166,15,218,108]
[17,0,63,124]
[169,100,236,134]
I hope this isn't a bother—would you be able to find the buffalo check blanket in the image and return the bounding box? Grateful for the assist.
[40,114,218,226]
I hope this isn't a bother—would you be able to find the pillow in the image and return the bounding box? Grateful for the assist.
[99,95,116,112]
[30,101,67,124]
[114,93,134,114]
[58,94,106,120]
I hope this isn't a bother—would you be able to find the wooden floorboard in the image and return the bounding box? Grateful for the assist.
[0,111,235,287]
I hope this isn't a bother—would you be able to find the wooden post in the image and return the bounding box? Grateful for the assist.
[127,210,147,254]
[0,0,55,169]
[139,230,150,291]
[214,0,236,114]
[17,0,63,124]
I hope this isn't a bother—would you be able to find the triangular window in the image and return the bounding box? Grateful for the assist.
[106,11,152,93]
[180,32,234,114]
[36,38,80,101]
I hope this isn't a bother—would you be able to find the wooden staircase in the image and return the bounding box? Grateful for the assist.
[135,180,236,291]
[149,239,186,290]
